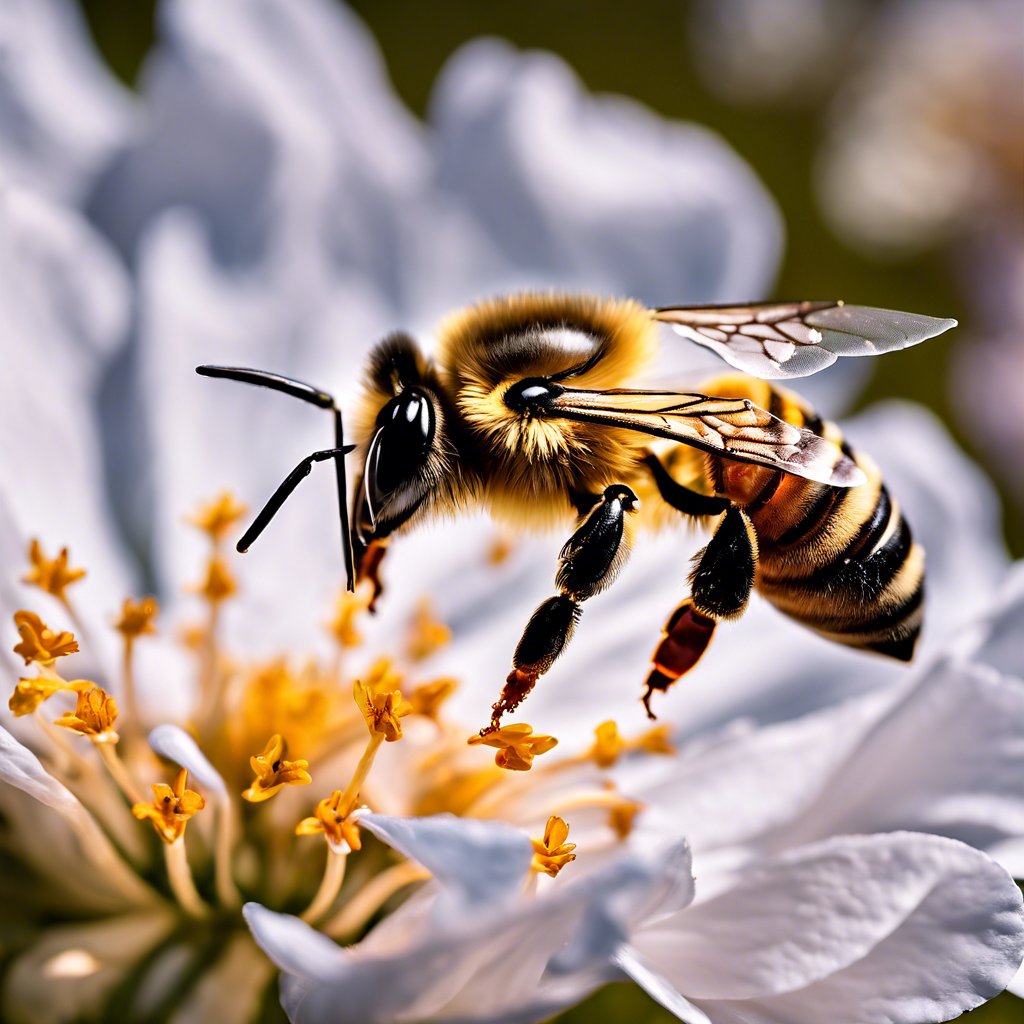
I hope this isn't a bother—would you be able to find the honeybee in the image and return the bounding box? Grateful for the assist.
[198,294,955,725]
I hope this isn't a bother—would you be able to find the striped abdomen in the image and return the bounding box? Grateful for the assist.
[702,376,924,661]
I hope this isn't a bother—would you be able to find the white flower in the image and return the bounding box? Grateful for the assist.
[246,573,1024,1023]
[1,2,1021,1023]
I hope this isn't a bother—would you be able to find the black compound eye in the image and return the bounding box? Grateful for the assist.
[503,378,565,414]
[364,388,435,521]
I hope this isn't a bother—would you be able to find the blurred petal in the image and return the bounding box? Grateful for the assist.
[633,833,1023,1021]
[0,726,157,910]
[0,0,132,203]
[89,0,424,271]
[0,185,133,673]
[429,39,782,307]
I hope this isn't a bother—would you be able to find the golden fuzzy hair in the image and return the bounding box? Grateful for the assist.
[434,294,660,528]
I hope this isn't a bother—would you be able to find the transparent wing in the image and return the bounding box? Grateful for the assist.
[546,386,865,487]
[653,301,957,379]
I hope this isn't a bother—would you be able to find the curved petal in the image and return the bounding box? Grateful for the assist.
[247,840,686,1024]
[0,726,157,910]
[359,812,532,912]
[633,833,1023,1019]
[622,648,1024,861]
[88,0,425,273]
[0,186,134,675]
[147,724,227,799]
[429,39,782,308]
[954,560,1024,679]
[0,0,132,204]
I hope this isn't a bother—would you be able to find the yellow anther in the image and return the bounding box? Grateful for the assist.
[194,556,237,604]
[407,677,458,721]
[468,723,558,772]
[22,540,85,601]
[53,686,119,743]
[589,720,626,768]
[295,790,363,852]
[8,676,90,717]
[406,599,451,661]
[132,768,205,844]
[633,724,676,756]
[12,610,78,666]
[243,734,312,803]
[603,783,645,840]
[114,596,159,638]
[187,492,247,543]
[354,677,412,742]
[326,584,373,649]
[531,815,576,877]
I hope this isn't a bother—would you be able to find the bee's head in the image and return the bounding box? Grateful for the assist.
[353,334,456,545]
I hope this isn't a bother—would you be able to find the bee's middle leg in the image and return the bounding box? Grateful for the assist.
[640,454,758,717]
[489,483,640,729]
[643,502,758,718]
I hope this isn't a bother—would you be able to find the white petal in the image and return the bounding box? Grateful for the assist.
[359,812,532,911]
[0,725,156,909]
[242,904,346,981]
[90,0,424,271]
[429,39,782,307]
[953,560,1024,679]
[625,654,1024,861]
[134,211,392,653]
[0,185,134,677]
[248,849,682,1024]
[147,724,227,799]
[0,0,132,204]
[614,947,712,1024]
[632,833,1023,1018]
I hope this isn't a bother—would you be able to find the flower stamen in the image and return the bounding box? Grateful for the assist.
[22,539,86,603]
[113,596,159,738]
[468,722,558,772]
[243,734,312,802]
[12,610,78,666]
[531,815,576,877]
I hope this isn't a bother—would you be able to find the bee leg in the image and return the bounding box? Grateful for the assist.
[643,453,730,516]
[356,539,389,613]
[643,506,757,718]
[489,484,641,729]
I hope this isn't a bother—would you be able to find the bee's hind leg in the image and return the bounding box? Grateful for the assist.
[643,504,758,719]
[488,484,641,730]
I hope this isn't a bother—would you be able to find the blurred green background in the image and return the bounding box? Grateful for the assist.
[74,2,1024,1021]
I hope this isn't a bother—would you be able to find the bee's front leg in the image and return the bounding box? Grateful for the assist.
[488,484,640,729]
[643,504,757,718]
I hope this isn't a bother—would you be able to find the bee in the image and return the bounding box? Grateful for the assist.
[198,294,955,725]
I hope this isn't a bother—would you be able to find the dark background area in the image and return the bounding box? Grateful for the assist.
[72,2,1024,1021]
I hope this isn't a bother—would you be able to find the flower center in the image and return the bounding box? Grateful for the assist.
[7,496,674,949]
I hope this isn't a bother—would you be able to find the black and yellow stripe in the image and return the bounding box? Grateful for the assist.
[700,375,924,662]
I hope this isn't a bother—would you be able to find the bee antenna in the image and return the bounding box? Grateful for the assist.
[195,365,356,591]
